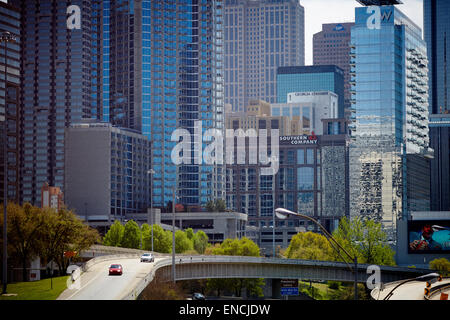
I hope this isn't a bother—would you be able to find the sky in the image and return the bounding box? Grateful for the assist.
[302,0,424,65]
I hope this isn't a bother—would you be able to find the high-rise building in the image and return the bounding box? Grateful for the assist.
[224,0,304,111]
[103,1,225,208]
[276,65,345,118]
[429,114,450,211]
[349,4,431,241]
[0,1,20,204]
[12,0,101,206]
[313,23,354,117]
[226,118,350,254]
[65,122,151,226]
[424,0,450,211]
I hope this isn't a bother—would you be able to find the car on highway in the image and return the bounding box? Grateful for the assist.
[108,264,123,275]
[192,292,205,300]
[140,253,155,263]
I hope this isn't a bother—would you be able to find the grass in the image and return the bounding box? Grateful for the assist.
[299,281,338,300]
[0,276,69,300]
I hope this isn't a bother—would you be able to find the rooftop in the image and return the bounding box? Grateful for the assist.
[356,0,402,6]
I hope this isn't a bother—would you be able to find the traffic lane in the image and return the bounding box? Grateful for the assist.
[63,258,160,300]
[374,279,450,300]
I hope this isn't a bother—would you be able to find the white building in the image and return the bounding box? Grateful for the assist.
[271,91,339,135]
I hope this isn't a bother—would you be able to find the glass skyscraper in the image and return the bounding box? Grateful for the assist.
[12,0,100,206]
[276,65,345,118]
[424,0,450,211]
[349,5,431,241]
[0,1,20,204]
[104,1,225,208]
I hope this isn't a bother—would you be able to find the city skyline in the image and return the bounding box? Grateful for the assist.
[302,0,424,65]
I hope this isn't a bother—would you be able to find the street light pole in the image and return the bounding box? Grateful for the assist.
[147,169,155,252]
[1,31,16,295]
[172,186,176,283]
[275,207,359,300]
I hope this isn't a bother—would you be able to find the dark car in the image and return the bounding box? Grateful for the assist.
[192,292,205,300]
[109,264,123,275]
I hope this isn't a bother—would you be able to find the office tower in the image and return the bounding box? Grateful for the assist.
[104,1,225,208]
[65,122,151,226]
[12,0,100,206]
[226,119,350,254]
[276,65,345,118]
[429,114,450,211]
[350,4,431,241]
[0,1,20,204]
[313,23,355,117]
[224,0,304,111]
[424,0,450,211]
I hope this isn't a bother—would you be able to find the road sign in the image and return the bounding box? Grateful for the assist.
[281,279,299,296]
[281,287,299,296]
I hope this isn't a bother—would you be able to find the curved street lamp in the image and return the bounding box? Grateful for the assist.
[275,207,359,300]
[1,31,17,295]
[382,272,441,300]
[147,169,155,252]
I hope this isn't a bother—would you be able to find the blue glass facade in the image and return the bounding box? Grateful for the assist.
[105,0,224,208]
[349,6,430,241]
[424,0,450,211]
[425,0,450,114]
[276,65,345,118]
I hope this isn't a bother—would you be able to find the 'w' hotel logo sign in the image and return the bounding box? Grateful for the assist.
[366,6,393,30]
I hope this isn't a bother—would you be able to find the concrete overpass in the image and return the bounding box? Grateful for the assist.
[59,246,433,300]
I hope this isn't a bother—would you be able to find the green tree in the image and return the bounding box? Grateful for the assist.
[102,220,124,247]
[175,230,193,253]
[332,217,396,266]
[193,230,209,254]
[214,199,226,212]
[429,258,450,276]
[284,232,334,261]
[185,228,195,241]
[121,220,141,249]
[39,206,99,274]
[152,224,172,253]
[206,200,215,212]
[2,203,46,281]
[206,237,264,297]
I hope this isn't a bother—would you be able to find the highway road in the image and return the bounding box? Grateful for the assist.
[371,278,450,300]
[58,257,161,300]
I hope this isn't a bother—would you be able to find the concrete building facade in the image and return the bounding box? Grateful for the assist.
[224,0,305,111]
[64,122,151,224]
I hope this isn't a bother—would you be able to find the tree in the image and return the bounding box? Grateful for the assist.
[175,230,193,253]
[185,228,195,241]
[206,200,215,212]
[332,217,396,266]
[429,258,450,276]
[38,206,100,275]
[206,237,264,297]
[214,199,226,212]
[193,230,209,254]
[4,203,46,281]
[284,232,334,261]
[102,220,124,247]
[151,224,172,253]
[121,220,141,249]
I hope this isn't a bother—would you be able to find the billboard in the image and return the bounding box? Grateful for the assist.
[408,221,450,253]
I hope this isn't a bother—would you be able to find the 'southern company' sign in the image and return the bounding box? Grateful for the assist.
[279,133,318,145]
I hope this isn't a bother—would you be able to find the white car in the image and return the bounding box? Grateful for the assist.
[140,253,154,263]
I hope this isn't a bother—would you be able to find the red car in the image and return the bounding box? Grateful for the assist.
[108,264,123,275]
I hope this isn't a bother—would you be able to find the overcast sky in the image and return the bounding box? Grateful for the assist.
[302,0,424,65]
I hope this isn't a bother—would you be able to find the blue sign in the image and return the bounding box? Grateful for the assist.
[281,287,299,296]
[333,24,345,31]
